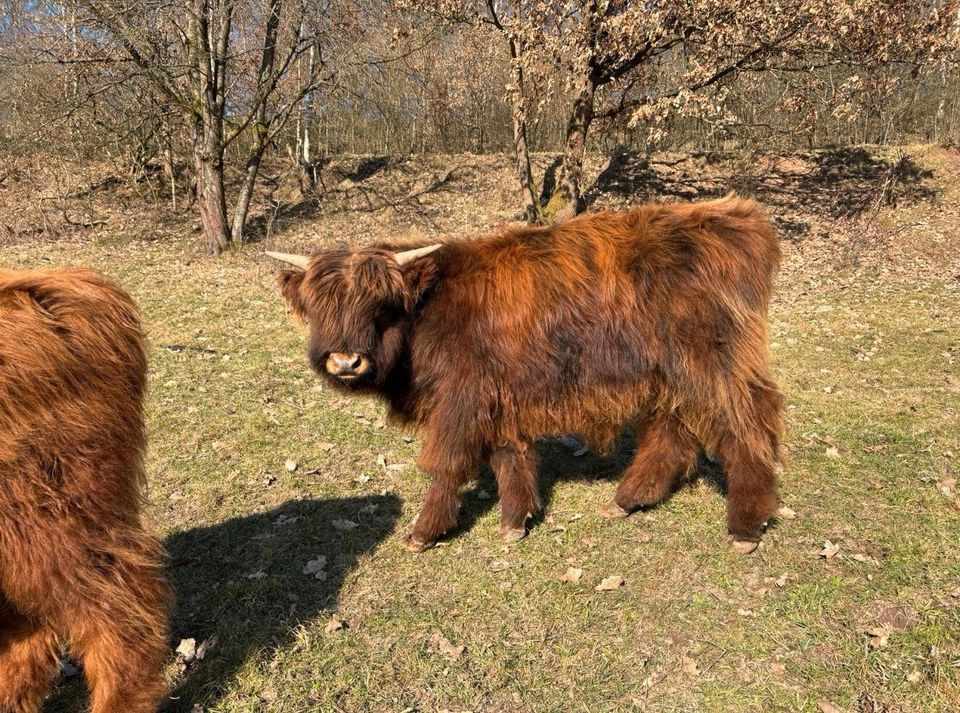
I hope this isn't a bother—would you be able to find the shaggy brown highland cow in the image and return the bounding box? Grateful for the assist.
[270,195,784,554]
[0,268,170,713]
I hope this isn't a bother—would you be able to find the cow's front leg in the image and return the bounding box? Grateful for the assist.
[405,464,471,552]
[405,424,479,552]
[489,441,542,542]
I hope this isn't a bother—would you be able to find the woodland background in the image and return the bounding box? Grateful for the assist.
[1,1,958,252]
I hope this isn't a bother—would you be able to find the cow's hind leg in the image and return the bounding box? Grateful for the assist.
[717,379,782,552]
[0,598,59,713]
[489,441,542,542]
[66,544,170,713]
[716,437,778,552]
[603,411,699,518]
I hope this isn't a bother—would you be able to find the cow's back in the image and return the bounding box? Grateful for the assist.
[0,268,147,511]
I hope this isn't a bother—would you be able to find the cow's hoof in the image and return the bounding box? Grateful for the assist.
[730,537,760,554]
[402,535,436,553]
[500,526,527,543]
[601,500,630,519]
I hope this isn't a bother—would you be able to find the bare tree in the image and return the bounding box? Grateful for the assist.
[540,0,960,220]
[77,0,343,253]
[3,0,958,238]
[397,0,959,222]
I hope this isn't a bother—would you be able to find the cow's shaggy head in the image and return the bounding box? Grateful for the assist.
[272,245,440,391]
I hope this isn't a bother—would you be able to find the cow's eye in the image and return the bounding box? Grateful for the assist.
[374,308,398,330]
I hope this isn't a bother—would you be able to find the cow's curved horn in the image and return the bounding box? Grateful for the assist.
[394,244,441,266]
[265,251,311,270]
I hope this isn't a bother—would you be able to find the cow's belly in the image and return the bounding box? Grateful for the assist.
[496,365,656,451]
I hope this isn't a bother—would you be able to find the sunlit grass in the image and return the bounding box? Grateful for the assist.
[5,149,958,712]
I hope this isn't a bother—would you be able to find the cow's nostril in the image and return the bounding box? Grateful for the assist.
[326,352,368,377]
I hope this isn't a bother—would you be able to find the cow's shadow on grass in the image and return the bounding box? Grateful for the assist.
[43,495,400,712]
[161,495,400,711]
[455,428,731,538]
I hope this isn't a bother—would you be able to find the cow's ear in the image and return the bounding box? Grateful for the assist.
[278,270,307,321]
[402,256,439,307]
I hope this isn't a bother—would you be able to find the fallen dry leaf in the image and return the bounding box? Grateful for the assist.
[866,625,893,649]
[284,459,298,472]
[906,670,921,683]
[324,618,346,635]
[681,655,700,676]
[175,638,197,662]
[817,700,843,713]
[559,567,584,583]
[303,556,328,580]
[318,442,336,452]
[332,519,358,531]
[777,505,798,520]
[595,574,625,591]
[195,638,212,660]
[770,662,787,676]
[873,602,918,631]
[433,633,465,659]
[819,541,841,559]
[825,446,840,459]
[938,478,956,497]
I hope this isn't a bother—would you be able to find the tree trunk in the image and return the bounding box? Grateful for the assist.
[551,75,596,223]
[194,106,229,254]
[231,130,267,243]
[507,38,541,224]
[549,0,599,224]
[295,33,316,194]
[163,137,176,211]
[190,0,233,254]
[194,146,230,255]
[511,97,541,224]
[230,0,282,243]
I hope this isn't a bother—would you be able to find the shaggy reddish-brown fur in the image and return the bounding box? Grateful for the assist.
[0,268,170,713]
[278,196,784,551]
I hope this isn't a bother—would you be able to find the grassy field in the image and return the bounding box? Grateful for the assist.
[2,146,958,712]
